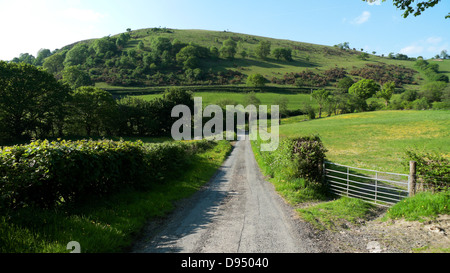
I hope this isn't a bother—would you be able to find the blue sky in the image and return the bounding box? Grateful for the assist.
[0,0,449,61]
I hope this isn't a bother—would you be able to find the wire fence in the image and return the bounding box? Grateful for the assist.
[324,161,410,207]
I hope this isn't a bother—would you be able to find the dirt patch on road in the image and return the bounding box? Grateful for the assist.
[315,212,450,253]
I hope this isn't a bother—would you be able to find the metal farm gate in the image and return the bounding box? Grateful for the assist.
[324,161,411,207]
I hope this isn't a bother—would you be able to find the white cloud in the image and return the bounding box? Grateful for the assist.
[426,37,443,44]
[400,36,448,57]
[367,0,382,5]
[353,11,371,24]
[400,45,424,55]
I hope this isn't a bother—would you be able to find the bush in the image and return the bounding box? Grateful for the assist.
[432,101,450,110]
[290,136,328,182]
[246,74,267,87]
[258,135,327,183]
[412,97,430,110]
[404,150,449,192]
[0,139,214,209]
[302,104,316,119]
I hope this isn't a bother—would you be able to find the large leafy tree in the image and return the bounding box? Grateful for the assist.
[63,43,89,67]
[0,61,70,141]
[62,65,93,89]
[364,0,449,19]
[349,79,380,100]
[43,52,65,74]
[69,86,117,136]
[349,79,380,112]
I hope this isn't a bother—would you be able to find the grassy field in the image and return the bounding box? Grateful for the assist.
[279,110,450,173]
[136,91,319,111]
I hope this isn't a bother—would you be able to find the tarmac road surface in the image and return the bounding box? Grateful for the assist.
[132,136,321,253]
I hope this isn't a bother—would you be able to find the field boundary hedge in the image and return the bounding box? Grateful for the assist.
[0,139,214,209]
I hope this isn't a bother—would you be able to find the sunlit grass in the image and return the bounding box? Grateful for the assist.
[279,110,450,173]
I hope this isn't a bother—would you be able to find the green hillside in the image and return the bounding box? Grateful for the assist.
[11,27,449,94]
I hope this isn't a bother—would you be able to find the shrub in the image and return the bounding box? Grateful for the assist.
[404,150,449,192]
[412,97,430,110]
[259,136,327,183]
[302,104,316,120]
[290,136,328,183]
[0,139,214,209]
[246,74,267,87]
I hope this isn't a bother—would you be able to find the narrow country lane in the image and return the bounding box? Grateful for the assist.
[132,136,322,253]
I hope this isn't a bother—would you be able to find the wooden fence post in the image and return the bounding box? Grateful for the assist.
[409,161,416,197]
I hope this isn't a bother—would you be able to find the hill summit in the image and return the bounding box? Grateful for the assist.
[10,28,447,91]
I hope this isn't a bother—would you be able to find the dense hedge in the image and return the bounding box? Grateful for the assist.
[254,135,327,183]
[0,139,214,209]
[405,149,450,191]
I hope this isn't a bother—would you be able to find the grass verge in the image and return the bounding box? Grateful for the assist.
[251,136,379,232]
[383,191,449,222]
[250,138,328,206]
[0,140,232,253]
[296,197,376,231]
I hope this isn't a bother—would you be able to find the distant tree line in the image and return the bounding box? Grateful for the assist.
[306,74,449,119]
[0,61,196,145]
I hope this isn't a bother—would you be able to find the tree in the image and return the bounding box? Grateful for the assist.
[335,42,350,50]
[63,43,89,67]
[92,36,117,55]
[176,44,208,69]
[62,65,93,89]
[43,53,65,74]
[11,53,35,65]
[244,92,261,107]
[246,74,267,87]
[273,97,289,117]
[365,0,449,19]
[357,52,369,60]
[420,81,448,103]
[0,61,70,141]
[378,81,395,106]
[349,79,380,111]
[220,38,237,59]
[272,48,293,61]
[152,88,194,135]
[336,77,354,93]
[255,41,271,60]
[69,86,117,136]
[34,49,52,66]
[116,33,131,49]
[239,50,248,59]
[311,89,330,118]
[151,37,173,55]
[138,41,145,51]
[440,50,449,59]
[210,46,220,59]
[349,79,380,100]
